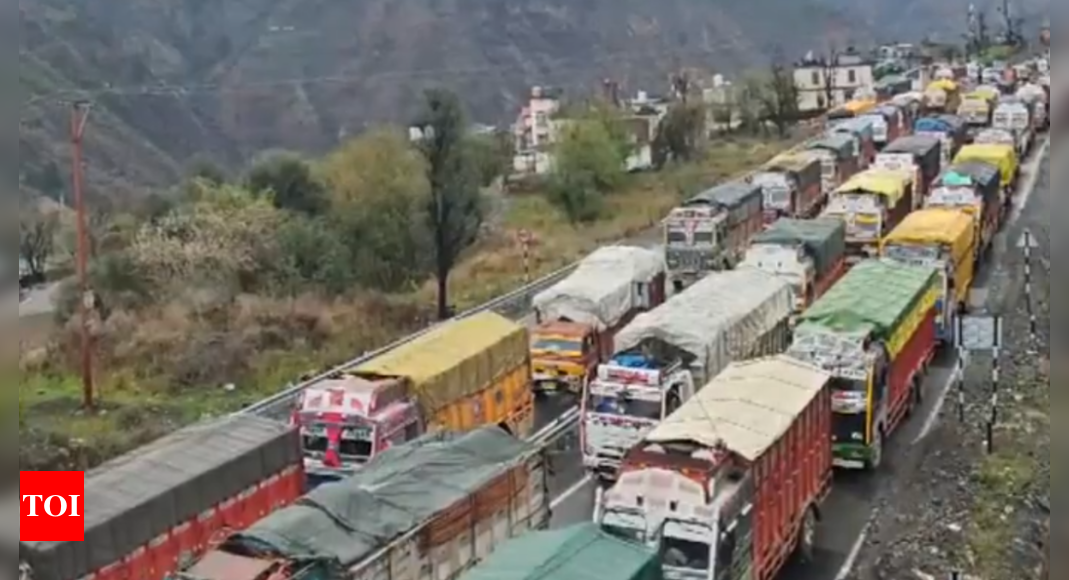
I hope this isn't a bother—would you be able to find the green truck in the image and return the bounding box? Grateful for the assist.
[458,523,662,580]
[787,260,940,469]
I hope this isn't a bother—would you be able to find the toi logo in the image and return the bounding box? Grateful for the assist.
[20,471,85,542]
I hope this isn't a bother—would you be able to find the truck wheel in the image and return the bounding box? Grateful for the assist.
[866,429,884,470]
[795,507,818,562]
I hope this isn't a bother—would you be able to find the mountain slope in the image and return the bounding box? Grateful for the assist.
[20,0,867,196]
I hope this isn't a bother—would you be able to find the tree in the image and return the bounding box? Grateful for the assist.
[414,89,484,320]
[652,102,707,167]
[321,128,433,292]
[746,57,800,137]
[820,45,840,111]
[19,207,58,279]
[547,112,629,222]
[246,153,327,215]
[465,131,513,187]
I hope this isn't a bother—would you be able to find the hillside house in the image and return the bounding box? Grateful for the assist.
[511,86,563,175]
[794,51,876,112]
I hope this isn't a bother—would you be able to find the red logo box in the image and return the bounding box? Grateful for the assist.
[20,471,85,542]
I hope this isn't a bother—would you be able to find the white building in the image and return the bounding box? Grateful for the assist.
[511,86,563,175]
[794,51,876,112]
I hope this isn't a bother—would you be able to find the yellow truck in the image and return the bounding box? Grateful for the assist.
[822,168,914,263]
[295,311,534,480]
[881,208,977,344]
[953,143,1018,197]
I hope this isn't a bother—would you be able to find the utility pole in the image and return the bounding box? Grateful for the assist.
[69,100,94,410]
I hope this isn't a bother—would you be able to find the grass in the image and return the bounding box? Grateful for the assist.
[20,135,802,469]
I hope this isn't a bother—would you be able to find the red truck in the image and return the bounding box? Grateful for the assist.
[530,245,666,393]
[594,355,834,580]
[20,416,303,580]
[750,152,824,224]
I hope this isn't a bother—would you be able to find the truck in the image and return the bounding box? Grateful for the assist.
[806,134,860,196]
[922,79,960,113]
[21,416,304,580]
[593,356,834,580]
[992,101,1034,156]
[929,161,1005,258]
[741,217,848,316]
[861,104,908,149]
[295,311,533,481]
[823,168,914,263]
[581,268,793,480]
[957,93,995,136]
[953,143,1019,199]
[1015,83,1049,131]
[882,208,977,343]
[912,116,966,167]
[530,245,666,394]
[168,427,550,580]
[663,181,764,291]
[829,117,876,168]
[875,134,943,207]
[788,260,940,469]
[750,151,824,224]
[459,523,662,580]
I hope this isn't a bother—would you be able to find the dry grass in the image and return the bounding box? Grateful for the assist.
[20,135,801,469]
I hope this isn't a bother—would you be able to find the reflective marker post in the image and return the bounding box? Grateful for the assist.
[1018,228,1040,352]
[955,314,1003,452]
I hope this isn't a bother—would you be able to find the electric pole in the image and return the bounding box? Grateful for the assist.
[69,101,95,410]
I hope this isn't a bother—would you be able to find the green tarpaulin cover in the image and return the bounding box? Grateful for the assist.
[796,260,937,340]
[459,523,661,580]
[753,217,846,279]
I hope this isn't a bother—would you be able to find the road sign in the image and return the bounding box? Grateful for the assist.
[956,315,1003,351]
[1017,228,1039,248]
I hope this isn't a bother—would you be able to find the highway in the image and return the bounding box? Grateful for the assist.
[538,136,1051,577]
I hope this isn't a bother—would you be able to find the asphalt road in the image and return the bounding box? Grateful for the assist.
[536,136,1052,576]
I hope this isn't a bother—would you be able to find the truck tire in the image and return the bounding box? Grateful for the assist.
[866,428,884,470]
[795,507,818,562]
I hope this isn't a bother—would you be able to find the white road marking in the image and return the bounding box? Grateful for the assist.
[914,366,963,444]
[550,474,593,509]
[1010,137,1049,222]
[835,520,873,580]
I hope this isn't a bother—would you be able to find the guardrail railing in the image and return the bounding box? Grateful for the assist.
[241,113,900,420]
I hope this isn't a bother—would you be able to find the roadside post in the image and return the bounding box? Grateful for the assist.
[955,313,1003,452]
[1018,228,1040,352]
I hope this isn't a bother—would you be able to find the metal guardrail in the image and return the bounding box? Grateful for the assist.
[241,264,578,419]
[242,128,831,421]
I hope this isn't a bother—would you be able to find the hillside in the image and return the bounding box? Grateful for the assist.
[811,0,1050,42]
[20,0,865,196]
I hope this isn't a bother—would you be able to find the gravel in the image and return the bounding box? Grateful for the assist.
[848,143,1050,580]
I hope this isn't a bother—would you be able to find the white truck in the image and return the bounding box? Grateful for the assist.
[168,427,550,580]
[1015,83,1049,131]
[992,101,1034,156]
[580,268,793,480]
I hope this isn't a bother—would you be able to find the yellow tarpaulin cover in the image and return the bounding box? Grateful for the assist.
[353,311,528,414]
[927,79,958,92]
[953,144,1017,187]
[967,86,1000,102]
[884,208,975,261]
[835,169,910,203]
[844,99,877,114]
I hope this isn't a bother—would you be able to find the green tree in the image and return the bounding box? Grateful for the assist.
[465,130,514,187]
[546,112,628,222]
[247,153,327,215]
[19,206,58,278]
[321,128,433,292]
[414,89,484,319]
[652,102,707,167]
[272,215,355,295]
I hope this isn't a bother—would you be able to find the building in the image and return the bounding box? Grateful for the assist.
[793,50,876,112]
[510,86,563,175]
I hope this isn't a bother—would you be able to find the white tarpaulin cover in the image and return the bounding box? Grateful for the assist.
[644,356,830,460]
[613,268,793,382]
[533,246,664,329]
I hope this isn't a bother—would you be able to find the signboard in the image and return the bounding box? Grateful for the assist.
[955,315,1003,351]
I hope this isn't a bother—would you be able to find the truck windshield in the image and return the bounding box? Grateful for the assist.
[830,376,867,392]
[588,393,660,420]
[693,230,714,245]
[533,338,583,353]
[667,229,688,244]
[883,243,944,266]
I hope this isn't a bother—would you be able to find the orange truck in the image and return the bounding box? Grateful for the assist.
[530,246,666,394]
[293,311,534,482]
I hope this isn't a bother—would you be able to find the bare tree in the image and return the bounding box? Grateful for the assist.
[821,44,840,110]
[20,208,59,280]
[748,55,800,138]
[414,89,484,320]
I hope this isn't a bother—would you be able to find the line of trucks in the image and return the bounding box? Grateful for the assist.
[18,57,1045,580]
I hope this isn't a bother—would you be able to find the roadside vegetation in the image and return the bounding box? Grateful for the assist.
[20,72,808,470]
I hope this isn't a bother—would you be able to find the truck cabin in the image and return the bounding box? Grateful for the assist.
[586,347,687,422]
[665,181,762,278]
[752,153,821,222]
[878,134,941,187]
[929,162,1000,217]
[599,440,749,578]
[531,319,598,381]
[293,373,416,475]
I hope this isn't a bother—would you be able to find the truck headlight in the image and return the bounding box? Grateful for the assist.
[852,432,865,441]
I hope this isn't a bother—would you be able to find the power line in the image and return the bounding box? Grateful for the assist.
[21,41,763,109]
